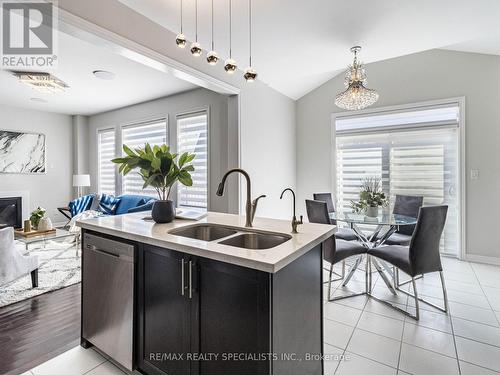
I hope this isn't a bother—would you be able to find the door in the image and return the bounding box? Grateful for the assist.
[138,245,193,375]
[195,257,270,375]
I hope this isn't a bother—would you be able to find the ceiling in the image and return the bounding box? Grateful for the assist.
[0,31,197,115]
[118,0,500,100]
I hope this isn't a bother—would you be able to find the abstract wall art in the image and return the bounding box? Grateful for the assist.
[0,130,46,173]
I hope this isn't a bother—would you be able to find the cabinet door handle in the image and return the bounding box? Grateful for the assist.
[181,258,186,296]
[188,260,193,299]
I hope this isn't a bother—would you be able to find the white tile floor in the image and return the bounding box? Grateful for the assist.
[21,257,500,375]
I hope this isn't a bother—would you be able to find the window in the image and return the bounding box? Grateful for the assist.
[121,120,168,196]
[177,112,208,210]
[335,103,460,256]
[97,129,116,195]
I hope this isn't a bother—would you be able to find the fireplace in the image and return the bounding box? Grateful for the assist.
[0,197,22,229]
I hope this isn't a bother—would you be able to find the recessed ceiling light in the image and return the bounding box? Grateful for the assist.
[30,97,48,103]
[93,70,115,80]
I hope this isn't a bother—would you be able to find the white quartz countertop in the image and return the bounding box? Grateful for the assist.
[76,211,335,273]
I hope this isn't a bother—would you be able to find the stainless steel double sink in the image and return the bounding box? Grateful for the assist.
[168,224,291,250]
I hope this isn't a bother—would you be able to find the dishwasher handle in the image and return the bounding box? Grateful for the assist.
[86,244,120,258]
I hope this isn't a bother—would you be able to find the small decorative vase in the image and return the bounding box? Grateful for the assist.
[151,200,175,223]
[38,217,53,231]
[365,206,378,218]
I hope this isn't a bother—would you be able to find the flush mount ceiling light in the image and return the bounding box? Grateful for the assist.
[206,0,219,65]
[12,71,69,93]
[243,0,257,82]
[30,97,47,103]
[93,70,115,80]
[190,0,202,56]
[335,46,379,111]
[175,0,187,48]
[224,0,237,74]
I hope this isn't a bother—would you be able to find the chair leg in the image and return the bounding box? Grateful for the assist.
[31,269,38,288]
[439,271,449,313]
[328,256,367,302]
[395,271,449,315]
[327,263,333,300]
[342,256,362,286]
[411,278,420,321]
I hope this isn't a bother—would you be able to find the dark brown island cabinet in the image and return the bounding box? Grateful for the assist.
[78,213,333,375]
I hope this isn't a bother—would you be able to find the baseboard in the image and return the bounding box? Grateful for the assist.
[464,253,500,266]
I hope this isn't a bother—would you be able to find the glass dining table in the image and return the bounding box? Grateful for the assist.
[329,211,418,294]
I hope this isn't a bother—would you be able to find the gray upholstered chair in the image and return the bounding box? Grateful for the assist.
[306,199,367,301]
[368,205,449,320]
[383,195,423,246]
[313,193,358,241]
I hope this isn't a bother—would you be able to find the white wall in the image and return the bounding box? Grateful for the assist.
[59,0,297,220]
[296,49,500,261]
[88,88,232,213]
[0,104,73,223]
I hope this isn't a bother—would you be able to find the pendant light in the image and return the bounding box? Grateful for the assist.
[224,0,237,74]
[206,0,219,65]
[334,46,379,110]
[243,0,257,82]
[175,0,186,48]
[190,0,202,56]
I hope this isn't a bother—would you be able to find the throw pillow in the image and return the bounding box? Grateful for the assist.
[89,193,101,211]
[98,194,121,215]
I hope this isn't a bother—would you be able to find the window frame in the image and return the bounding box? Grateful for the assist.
[331,97,466,260]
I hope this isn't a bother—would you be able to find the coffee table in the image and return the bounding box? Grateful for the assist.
[15,229,77,251]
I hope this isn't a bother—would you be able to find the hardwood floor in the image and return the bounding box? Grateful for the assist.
[0,284,81,375]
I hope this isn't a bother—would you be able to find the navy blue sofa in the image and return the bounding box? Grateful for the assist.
[68,194,156,217]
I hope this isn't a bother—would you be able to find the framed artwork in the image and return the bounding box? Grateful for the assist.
[0,130,46,174]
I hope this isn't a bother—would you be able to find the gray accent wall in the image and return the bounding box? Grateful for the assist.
[0,104,73,223]
[296,49,500,261]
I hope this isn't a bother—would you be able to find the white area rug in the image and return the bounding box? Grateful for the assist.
[0,238,80,307]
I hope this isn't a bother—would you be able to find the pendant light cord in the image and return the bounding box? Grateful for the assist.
[249,0,252,67]
[180,0,183,33]
[195,0,198,42]
[229,0,232,58]
[211,0,214,50]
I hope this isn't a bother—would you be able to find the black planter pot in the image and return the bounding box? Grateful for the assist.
[151,200,175,223]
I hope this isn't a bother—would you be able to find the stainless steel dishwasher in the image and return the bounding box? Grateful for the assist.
[82,233,135,371]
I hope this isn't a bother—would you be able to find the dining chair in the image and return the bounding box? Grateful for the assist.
[305,199,367,301]
[313,193,358,241]
[383,195,423,246]
[367,205,449,320]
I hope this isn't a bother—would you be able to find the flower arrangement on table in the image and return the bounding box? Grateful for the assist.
[350,177,389,217]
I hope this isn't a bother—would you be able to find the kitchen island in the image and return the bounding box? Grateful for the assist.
[77,211,334,375]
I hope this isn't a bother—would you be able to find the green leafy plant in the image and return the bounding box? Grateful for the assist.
[30,207,46,228]
[350,177,389,214]
[111,143,196,201]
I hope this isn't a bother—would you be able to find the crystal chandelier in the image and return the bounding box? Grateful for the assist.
[335,46,379,111]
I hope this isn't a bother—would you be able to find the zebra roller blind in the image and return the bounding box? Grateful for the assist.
[97,129,116,195]
[177,112,208,210]
[121,119,168,197]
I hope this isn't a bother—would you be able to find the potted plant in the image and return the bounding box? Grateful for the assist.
[112,143,196,223]
[30,207,46,229]
[350,177,389,217]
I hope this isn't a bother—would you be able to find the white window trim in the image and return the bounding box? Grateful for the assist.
[176,107,211,211]
[330,97,466,260]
